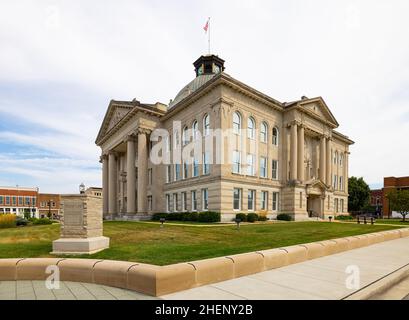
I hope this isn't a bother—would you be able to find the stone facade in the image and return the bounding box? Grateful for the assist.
[95,55,354,221]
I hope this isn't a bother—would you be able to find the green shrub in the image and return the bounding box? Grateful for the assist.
[258,215,268,222]
[16,216,28,226]
[277,213,293,221]
[183,212,198,221]
[247,213,259,223]
[235,213,247,222]
[335,215,354,221]
[197,211,221,223]
[0,214,16,228]
[32,218,52,225]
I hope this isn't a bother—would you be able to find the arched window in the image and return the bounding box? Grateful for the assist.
[233,112,241,134]
[340,153,343,166]
[247,117,255,139]
[334,151,338,165]
[272,127,279,146]
[182,126,189,145]
[260,122,267,143]
[192,120,198,140]
[203,114,210,136]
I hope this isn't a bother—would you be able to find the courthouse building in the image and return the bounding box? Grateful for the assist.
[95,55,354,221]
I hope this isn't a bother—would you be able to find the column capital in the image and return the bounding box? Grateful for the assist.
[136,127,152,135]
[99,154,108,163]
[108,150,118,157]
[124,134,136,143]
[286,120,301,128]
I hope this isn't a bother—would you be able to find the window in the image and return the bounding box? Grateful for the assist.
[247,117,255,139]
[166,194,171,212]
[5,196,10,205]
[173,193,178,212]
[247,154,255,176]
[203,114,210,136]
[148,168,153,185]
[203,152,210,175]
[334,151,338,165]
[192,121,199,140]
[300,192,303,208]
[0,196,3,205]
[193,158,199,177]
[183,161,188,179]
[233,188,241,211]
[191,191,197,211]
[248,190,256,211]
[18,196,23,205]
[182,126,189,145]
[182,192,187,211]
[232,151,241,174]
[272,160,278,180]
[261,191,268,210]
[272,127,279,146]
[12,196,16,205]
[340,199,344,213]
[340,153,343,166]
[233,112,241,134]
[260,157,267,178]
[260,122,267,143]
[334,198,339,213]
[165,134,172,152]
[272,192,279,211]
[166,165,172,183]
[174,164,181,181]
[25,197,30,206]
[333,175,338,190]
[147,196,153,211]
[328,195,331,210]
[202,189,209,211]
[339,176,343,191]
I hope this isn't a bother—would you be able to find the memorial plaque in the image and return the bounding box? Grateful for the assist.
[63,202,84,226]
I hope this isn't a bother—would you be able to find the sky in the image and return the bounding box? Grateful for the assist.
[0,0,408,193]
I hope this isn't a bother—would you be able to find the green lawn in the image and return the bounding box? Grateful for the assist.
[372,219,409,226]
[0,221,401,265]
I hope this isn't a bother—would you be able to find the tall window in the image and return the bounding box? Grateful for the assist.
[182,126,189,145]
[147,196,153,211]
[32,197,36,206]
[339,176,343,191]
[203,114,210,136]
[272,192,279,211]
[166,165,171,183]
[173,193,178,212]
[191,191,197,211]
[233,188,241,211]
[248,190,256,211]
[18,196,23,205]
[233,112,241,134]
[0,196,3,205]
[166,194,171,212]
[5,196,10,205]
[333,175,338,190]
[232,151,241,174]
[202,189,209,211]
[203,152,210,175]
[334,151,338,165]
[340,153,344,166]
[261,191,268,210]
[174,164,181,181]
[182,192,187,211]
[272,160,278,180]
[335,198,339,213]
[12,196,16,205]
[272,127,279,146]
[260,122,267,143]
[247,117,255,139]
[193,158,199,177]
[192,121,199,140]
[183,161,188,179]
[260,157,267,178]
[247,154,255,176]
[25,197,30,206]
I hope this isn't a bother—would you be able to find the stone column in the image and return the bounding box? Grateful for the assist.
[137,129,149,214]
[326,138,332,185]
[290,123,298,181]
[101,154,109,215]
[345,152,349,193]
[108,151,117,215]
[319,136,326,182]
[126,135,136,214]
[297,125,305,182]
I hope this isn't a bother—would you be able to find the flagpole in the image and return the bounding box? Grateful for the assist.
[208,17,211,54]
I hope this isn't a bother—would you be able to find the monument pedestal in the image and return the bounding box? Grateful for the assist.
[52,194,110,255]
[52,236,109,255]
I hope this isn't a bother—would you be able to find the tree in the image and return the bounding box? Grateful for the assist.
[348,177,370,212]
[387,189,409,222]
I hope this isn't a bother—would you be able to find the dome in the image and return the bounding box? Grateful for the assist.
[168,73,216,109]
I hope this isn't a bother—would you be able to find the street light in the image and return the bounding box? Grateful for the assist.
[235,218,241,230]
[48,199,54,219]
[160,218,166,228]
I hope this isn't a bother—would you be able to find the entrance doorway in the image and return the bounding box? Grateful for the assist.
[307,195,323,218]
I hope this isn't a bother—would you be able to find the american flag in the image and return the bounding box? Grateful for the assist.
[203,18,209,33]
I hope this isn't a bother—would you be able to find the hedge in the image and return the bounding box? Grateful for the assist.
[235,213,247,222]
[152,211,220,223]
[277,213,293,221]
[32,218,53,225]
[335,215,354,221]
[247,213,259,223]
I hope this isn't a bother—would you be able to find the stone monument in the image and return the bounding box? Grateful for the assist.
[52,194,109,255]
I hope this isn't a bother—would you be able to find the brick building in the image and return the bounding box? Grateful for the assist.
[383,176,409,217]
[0,186,39,218]
[38,194,61,219]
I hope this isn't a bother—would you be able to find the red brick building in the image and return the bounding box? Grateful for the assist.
[0,186,39,217]
[383,176,409,217]
[38,194,61,219]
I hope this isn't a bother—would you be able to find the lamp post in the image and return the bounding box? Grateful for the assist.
[160,218,166,228]
[48,199,54,219]
[235,218,241,230]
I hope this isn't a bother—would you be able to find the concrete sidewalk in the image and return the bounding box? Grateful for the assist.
[161,237,409,300]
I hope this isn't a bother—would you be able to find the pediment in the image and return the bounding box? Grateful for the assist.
[298,97,339,128]
[305,179,329,194]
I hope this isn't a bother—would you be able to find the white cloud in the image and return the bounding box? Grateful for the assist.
[0,0,409,191]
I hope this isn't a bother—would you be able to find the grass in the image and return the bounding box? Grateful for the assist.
[371,219,409,226]
[0,221,401,266]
